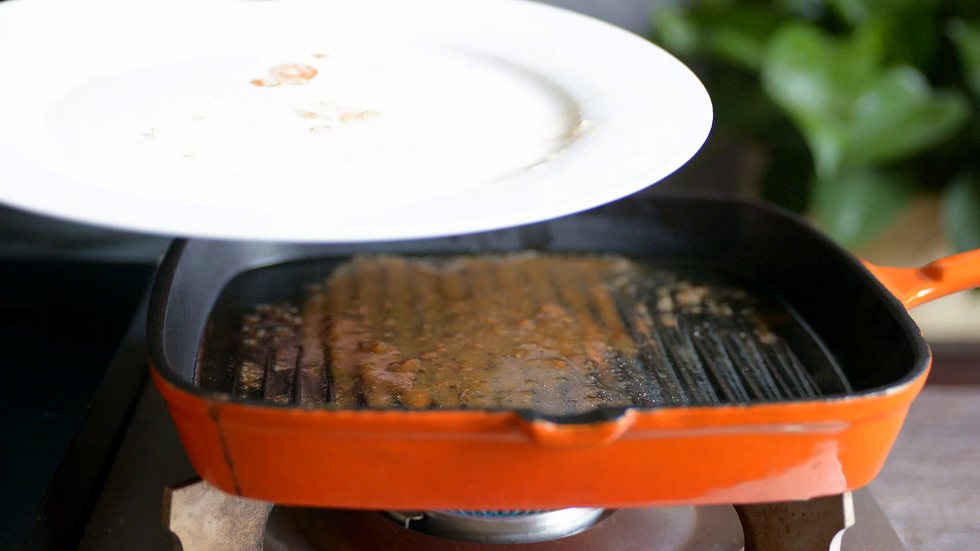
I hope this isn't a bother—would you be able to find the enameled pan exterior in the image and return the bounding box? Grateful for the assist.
[151,367,923,509]
[149,195,976,509]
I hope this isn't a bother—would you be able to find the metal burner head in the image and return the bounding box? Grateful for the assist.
[385,508,606,544]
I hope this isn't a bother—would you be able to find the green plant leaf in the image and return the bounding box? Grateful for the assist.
[651,4,700,57]
[761,22,879,179]
[824,0,936,25]
[760,24,842,118]
[876,3,941,70]
[948,19,980,98]
[811,168,915,248]
[705,7,786,70]
[941,173,980,253]
[651,4,785,71]
[777,0,827,20]
[762,22,969,181]
[845,67,970,165]
[827,0,871,26]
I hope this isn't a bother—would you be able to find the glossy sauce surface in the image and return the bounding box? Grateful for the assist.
[199,253,850,415]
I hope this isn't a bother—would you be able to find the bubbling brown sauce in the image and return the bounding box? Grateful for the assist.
[318,254,648,413]
[227,253,839,415]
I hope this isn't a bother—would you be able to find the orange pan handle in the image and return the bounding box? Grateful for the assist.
[864,249,980,309]
[517,410,637,448]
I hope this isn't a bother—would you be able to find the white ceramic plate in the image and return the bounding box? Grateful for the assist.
[0,0,711,242]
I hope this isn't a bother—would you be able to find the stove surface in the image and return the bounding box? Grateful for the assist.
[0,260,155,551]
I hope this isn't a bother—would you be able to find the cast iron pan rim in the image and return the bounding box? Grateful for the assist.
[146,194,932,425]
[729,194,932,391]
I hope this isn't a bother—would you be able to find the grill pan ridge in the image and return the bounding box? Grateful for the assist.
[202,254,848,416]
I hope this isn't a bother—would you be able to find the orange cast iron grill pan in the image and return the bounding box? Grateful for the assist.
[148,194,980,510]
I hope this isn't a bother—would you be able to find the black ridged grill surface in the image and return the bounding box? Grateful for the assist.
[204,255,851,412]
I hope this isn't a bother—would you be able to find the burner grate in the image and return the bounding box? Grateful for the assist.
[443,509,545,517]
[384,507,606,544]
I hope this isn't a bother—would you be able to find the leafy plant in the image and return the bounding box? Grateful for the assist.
[651,0,980,251]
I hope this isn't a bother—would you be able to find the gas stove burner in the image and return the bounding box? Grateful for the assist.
[263,505,743,551]
[444,509,545,516]
[384,508,606,544]
[164,480,904,551]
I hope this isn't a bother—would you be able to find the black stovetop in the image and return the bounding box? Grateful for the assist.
[0,260,156,551]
